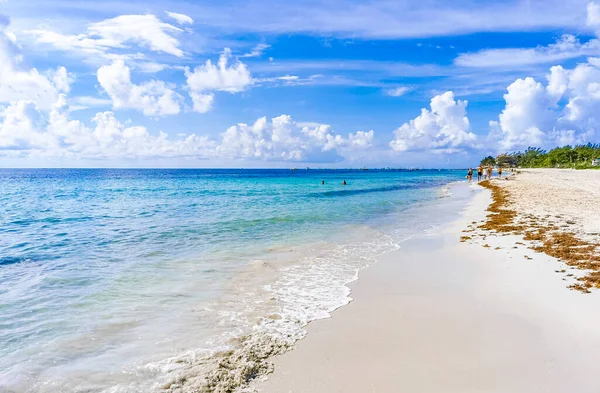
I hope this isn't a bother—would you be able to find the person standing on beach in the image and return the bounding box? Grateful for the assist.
[477,166,483,182]
[467,168,473,184]
[487,166,493,179]
[498,167,503,177]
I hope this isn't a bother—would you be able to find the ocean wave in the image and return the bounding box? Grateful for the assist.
[153,228,399,393]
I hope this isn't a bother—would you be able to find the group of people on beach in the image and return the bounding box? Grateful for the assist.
[467,165,502,183]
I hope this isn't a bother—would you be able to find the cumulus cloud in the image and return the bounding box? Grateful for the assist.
[29,14,185,59]
[488,78,550,150]
[489,58,600,151]
[300,123,374,153]
[185,48,253,112]
[0,94,214,159]
[186,48,252,93]
[165,11,194,25]
[390,91,477,153]
[0,88,371,162]
[97,60,182,116]
[216,115,374,161]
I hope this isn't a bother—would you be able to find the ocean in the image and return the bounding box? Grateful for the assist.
[0,168,466,392]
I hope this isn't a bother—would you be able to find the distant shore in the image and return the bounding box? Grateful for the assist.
[253,172,600,393]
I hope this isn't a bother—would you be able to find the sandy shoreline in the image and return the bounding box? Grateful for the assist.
[472,169,600,292]
[252,173,600,393]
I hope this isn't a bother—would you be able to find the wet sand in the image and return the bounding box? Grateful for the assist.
[253,181,600,393]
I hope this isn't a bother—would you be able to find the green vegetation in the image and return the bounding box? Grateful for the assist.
[482,144,600,169]
[480,155,496,166]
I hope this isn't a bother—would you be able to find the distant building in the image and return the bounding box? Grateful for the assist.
[592,158,600,166]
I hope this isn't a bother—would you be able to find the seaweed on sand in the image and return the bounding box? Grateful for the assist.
[476,180,600,293]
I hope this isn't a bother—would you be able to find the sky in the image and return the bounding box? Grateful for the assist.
[1,0,600,168]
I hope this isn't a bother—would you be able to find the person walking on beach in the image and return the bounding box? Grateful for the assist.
[477,166,483,182]
[487,166,493,179]
[467,168,473,184]
[498,167,503,177]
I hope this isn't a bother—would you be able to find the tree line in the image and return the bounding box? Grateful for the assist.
[479,144,600,169]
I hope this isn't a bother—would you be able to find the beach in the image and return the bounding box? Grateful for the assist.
[3,168,600,393]
[0,169,464,393]
[254,170,600,393]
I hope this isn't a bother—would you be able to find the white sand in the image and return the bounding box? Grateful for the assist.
[253,182,600,393]
[497,169,600,241]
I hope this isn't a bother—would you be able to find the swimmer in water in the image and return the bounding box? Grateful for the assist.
[342,180,347,185]
[321,180,325,185]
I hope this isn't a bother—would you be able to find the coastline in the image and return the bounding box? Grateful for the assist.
[159,180,467,393]
[0,169,464,393]
[253,175,600,393]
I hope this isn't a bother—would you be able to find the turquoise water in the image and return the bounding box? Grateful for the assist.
[0,169,464,392]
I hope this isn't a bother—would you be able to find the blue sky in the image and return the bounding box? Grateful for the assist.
[1,0,600,167]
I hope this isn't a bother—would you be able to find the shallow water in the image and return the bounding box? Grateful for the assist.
[0,169,465,392]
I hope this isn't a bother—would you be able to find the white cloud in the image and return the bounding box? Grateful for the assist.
[454,35,600,68]
[186,48,252,93]
[488,58,600,151]
[185,48,253,112]
[50,66,72,93]
[97,60,182,116]
[164,0,589,39]
[136,62,170,73]
[385,86,411,97]
[165,11,194,25]
[0,94,214,159]
[390,91,477,153]
[587,2,600,31]
[0,88,372,163]
[89,14,184,57]
[0,19,67,109]
[241,43,271,58]
[489,78,550,151]
[216,115,374,161]
[454,3,600,70]
[300,123,374,152]
[29,14,185,59]
[189,92,214,114]
[0,100,52,150]
[349,130,375,148]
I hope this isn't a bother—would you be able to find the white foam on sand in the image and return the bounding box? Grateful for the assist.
[151,228,399,393]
